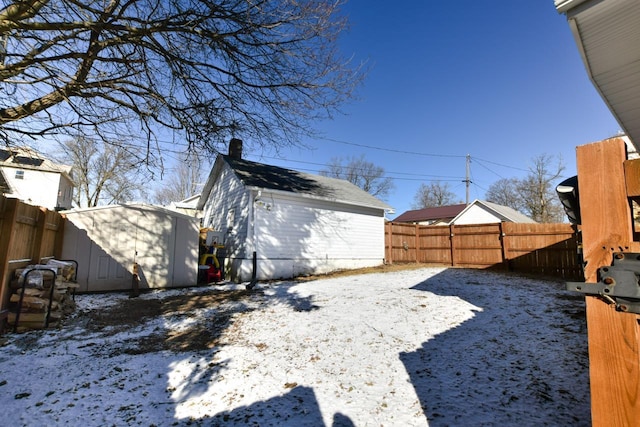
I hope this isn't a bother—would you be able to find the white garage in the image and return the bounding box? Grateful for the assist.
[61,204,199,292]
[198,140,393,283]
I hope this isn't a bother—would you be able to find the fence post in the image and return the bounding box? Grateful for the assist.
[31,207,46,264]
[0,198,19,314]
[54,214,66,259]
[386,222,393,264]
[415,224,419,263]
[499,222,509,270]
[576,138,639,424]
[449,224,455,267]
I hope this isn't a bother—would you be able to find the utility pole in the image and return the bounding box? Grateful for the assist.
[463,154,472,205]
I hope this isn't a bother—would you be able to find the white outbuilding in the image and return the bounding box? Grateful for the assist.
[61,204,199,292]
[197,139,393,282]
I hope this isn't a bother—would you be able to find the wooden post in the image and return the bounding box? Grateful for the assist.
[31,208,46,264]
[0,198,19,313]
[499,222,509,270]
[576,137,640,426]
[386,222,393,264]
[53,214,66,259]
[130,262,140,298]
[449,224,455,267]
[415,224,419,264]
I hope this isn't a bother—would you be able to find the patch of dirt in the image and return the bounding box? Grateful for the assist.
[296,263,444,281]
[68,289,264,355]
[58,265,435,355]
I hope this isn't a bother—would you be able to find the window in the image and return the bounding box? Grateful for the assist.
[15,170,24,180]
[226,209,235,232]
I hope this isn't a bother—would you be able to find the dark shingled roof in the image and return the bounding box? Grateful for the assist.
[222,155,391,210]
[393,204,467,223]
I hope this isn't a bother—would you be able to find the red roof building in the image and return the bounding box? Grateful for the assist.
[393,204,467,225]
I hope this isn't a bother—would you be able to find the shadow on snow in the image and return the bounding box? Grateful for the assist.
[399,268,590,426]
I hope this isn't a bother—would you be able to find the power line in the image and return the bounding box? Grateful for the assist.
[320,137,467,158]
[245,154,464,180]
[473,156,529,173]
[56,129,531,177]
[473,157,508,180]
[49,130,536,190]
[276,165,465,182]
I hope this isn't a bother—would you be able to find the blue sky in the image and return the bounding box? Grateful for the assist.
[241,1,621,218]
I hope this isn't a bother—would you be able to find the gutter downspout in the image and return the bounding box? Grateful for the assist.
[247,190,259,290]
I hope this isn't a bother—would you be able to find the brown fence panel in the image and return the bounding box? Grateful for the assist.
[417,225,451,264]
[386,222,419,263]
[451,223,504,268]
[34,208,65,262]
[0,196,66,318]
[385,221,581,280]
[12,202,40,262]
[502,223,581,279]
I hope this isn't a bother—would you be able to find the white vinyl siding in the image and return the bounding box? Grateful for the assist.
[453,204,503,225]
[251,192,385,280]
[200,161,252,279]
[1,166,70,210]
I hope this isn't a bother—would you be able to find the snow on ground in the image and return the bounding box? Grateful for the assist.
[0,267,590,426]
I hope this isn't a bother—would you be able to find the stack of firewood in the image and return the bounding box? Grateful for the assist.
[8,261,78,332]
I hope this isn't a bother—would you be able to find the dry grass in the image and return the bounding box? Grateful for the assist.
[295,262,445,281]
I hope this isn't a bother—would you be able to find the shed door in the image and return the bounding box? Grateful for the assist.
[86,222,133,291]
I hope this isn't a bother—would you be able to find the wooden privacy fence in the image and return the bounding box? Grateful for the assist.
[0,197,65,323]
[385,221,582,280]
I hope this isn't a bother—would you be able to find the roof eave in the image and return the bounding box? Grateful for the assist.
[197,156,225,210]
[557,0,640,149]
[554,0,590,14]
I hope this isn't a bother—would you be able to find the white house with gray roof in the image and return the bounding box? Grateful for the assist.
[0,147,74,210]
[197,139,393,282]
[450,199,536,225]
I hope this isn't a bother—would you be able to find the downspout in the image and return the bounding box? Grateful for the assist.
[247,190,259,289]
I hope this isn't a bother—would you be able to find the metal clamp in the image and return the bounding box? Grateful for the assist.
[567,252,640,314]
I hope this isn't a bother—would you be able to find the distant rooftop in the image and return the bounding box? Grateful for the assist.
[394,204,467,223]
[0,147,72,175]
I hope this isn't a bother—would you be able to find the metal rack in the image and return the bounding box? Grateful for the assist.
[13,259,78,332]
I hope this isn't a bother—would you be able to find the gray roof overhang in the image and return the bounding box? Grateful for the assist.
[556,0,640,149]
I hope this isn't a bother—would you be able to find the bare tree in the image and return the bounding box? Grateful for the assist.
[57,136,148,207]
[320,155,394,199]
[485,154,565,223]
[518,154,565,223]
[0,0,363,164]
[412,181,460,208]
[485,178,524,212]
[153,155,206,205]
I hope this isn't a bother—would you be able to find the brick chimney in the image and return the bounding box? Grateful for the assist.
[228,138,243,160]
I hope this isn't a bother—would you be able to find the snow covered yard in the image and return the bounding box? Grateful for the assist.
[0,267,590,426]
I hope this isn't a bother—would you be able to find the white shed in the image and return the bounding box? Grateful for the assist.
[197,140,393,282]
[61,204,199,292]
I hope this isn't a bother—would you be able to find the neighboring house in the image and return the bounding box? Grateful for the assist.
[393,204,467,225]
[450,200,536,225]
[197,139,393,282]
[61,203,199,292]
[394,200,535,226]
[0,147,74,211]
